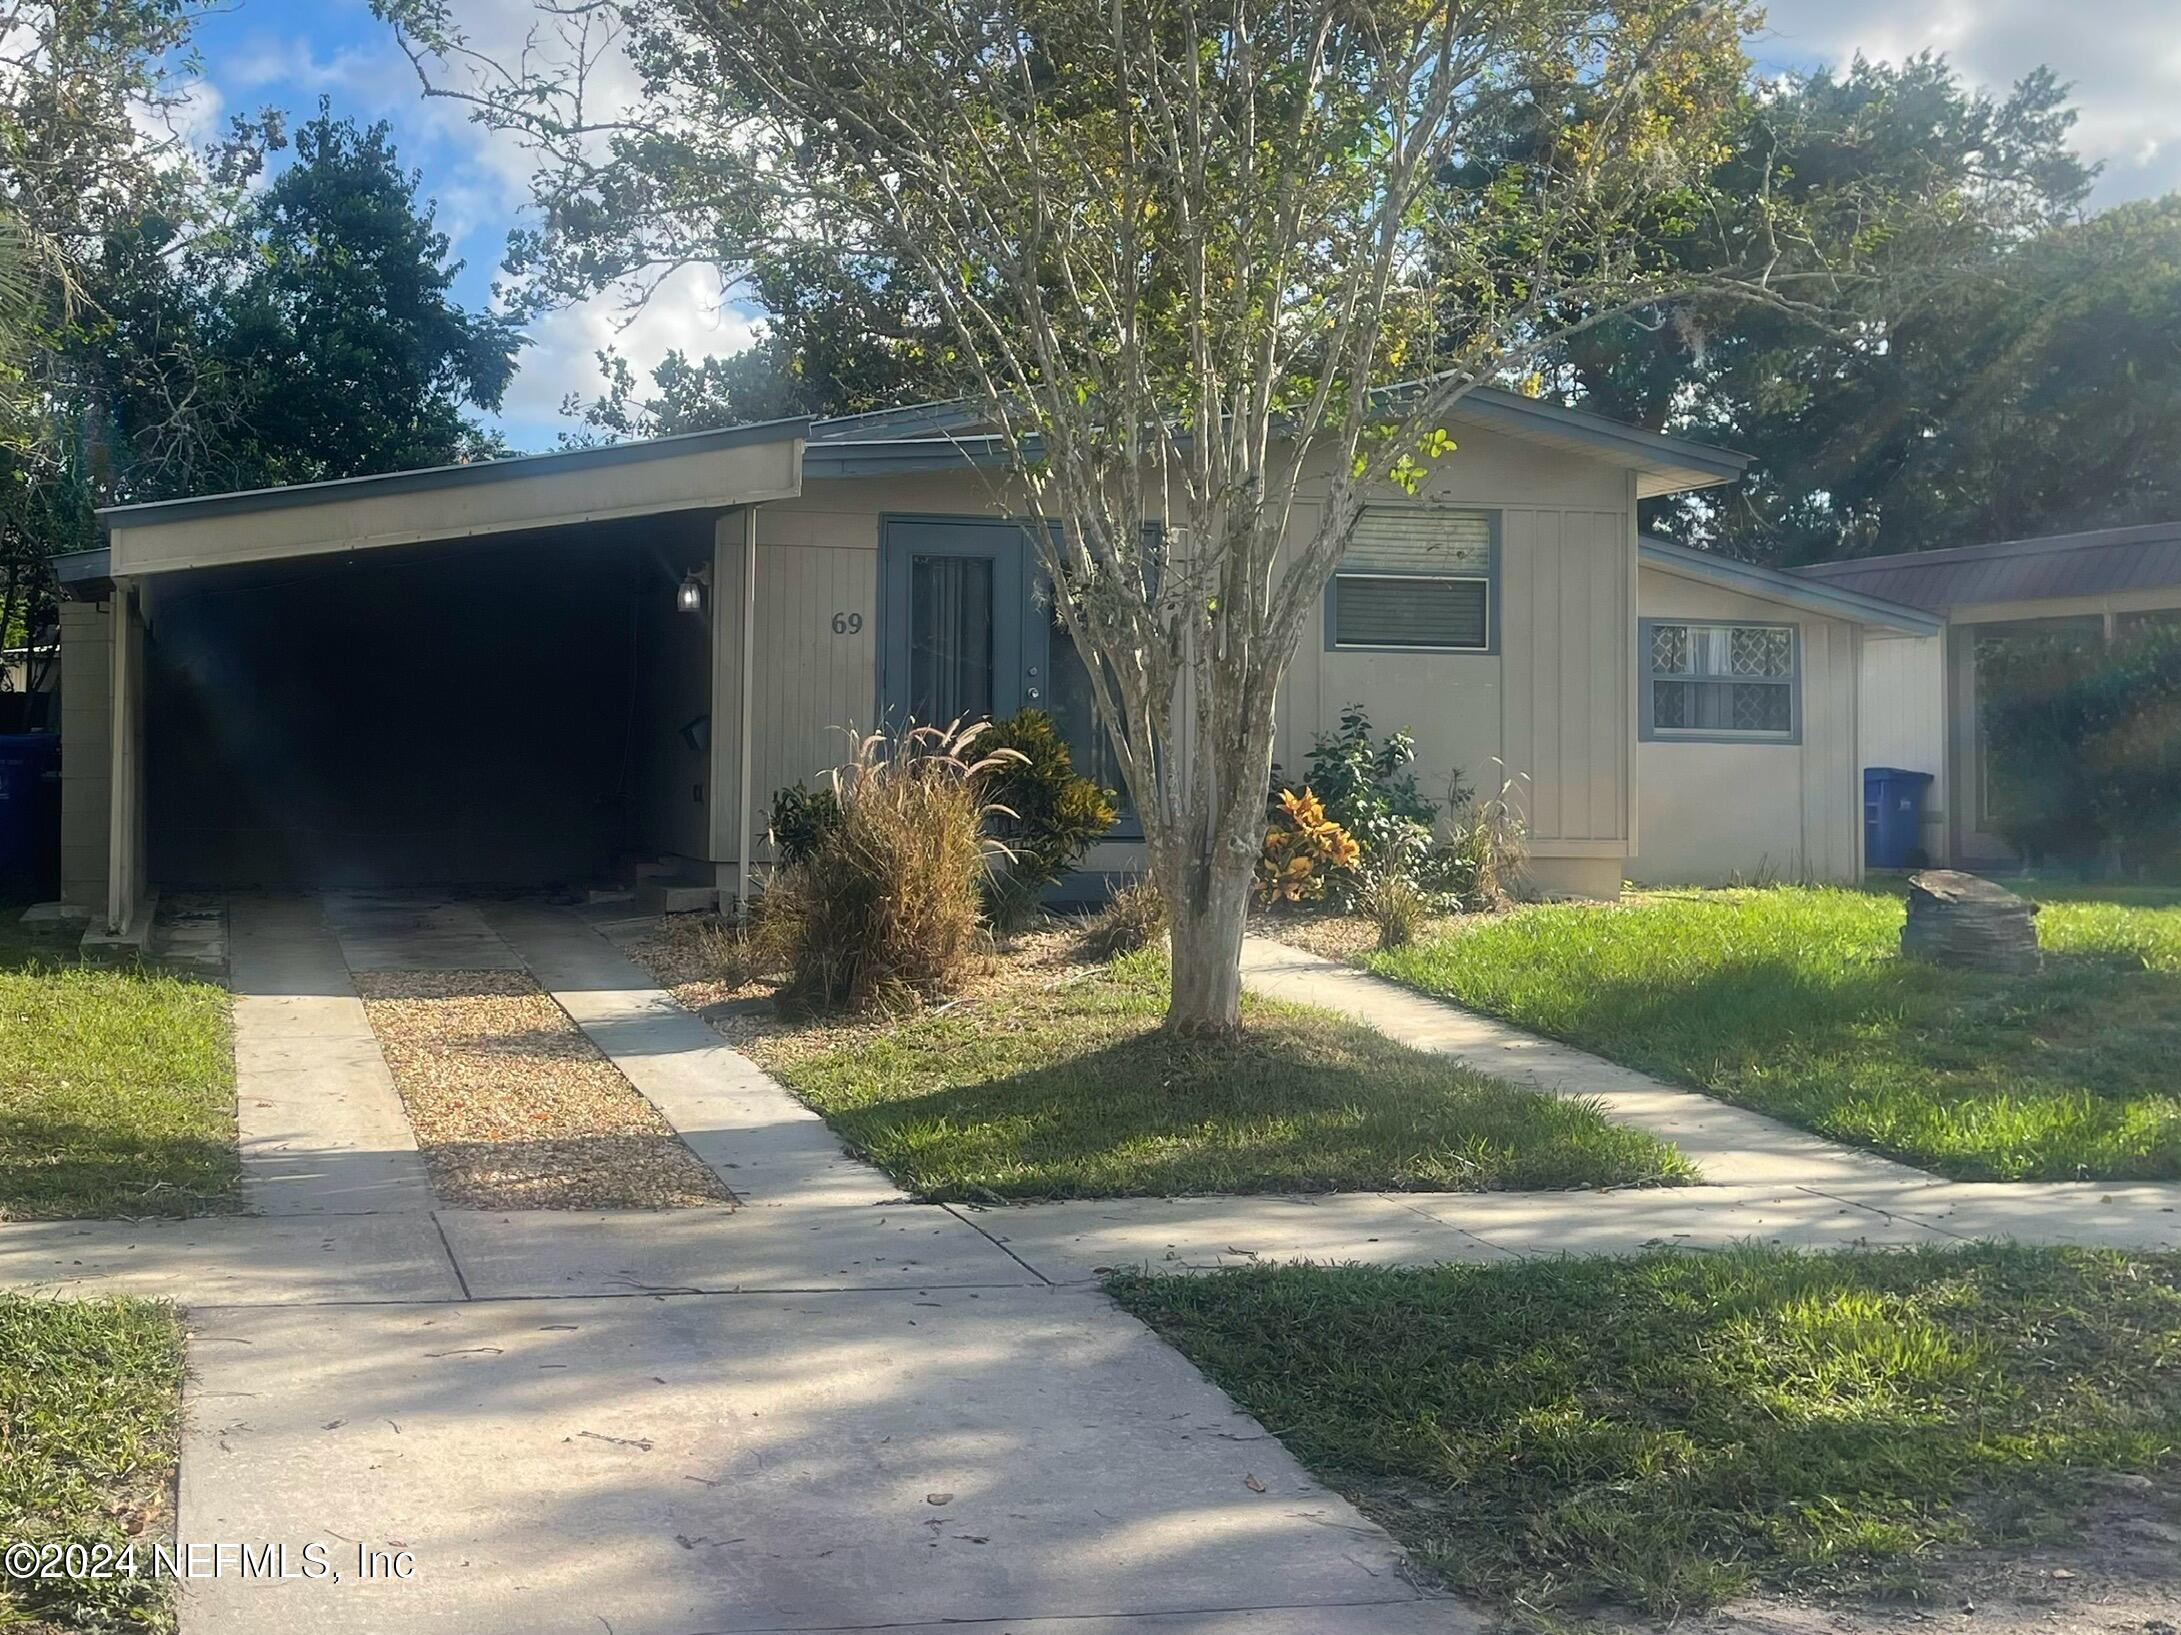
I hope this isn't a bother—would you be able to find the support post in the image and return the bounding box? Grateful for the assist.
[105,579,138,936]
[736,506,758,923]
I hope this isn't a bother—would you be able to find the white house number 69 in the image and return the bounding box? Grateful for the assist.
[831,611,864,635]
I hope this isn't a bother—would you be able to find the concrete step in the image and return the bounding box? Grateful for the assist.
[638,881,719,915]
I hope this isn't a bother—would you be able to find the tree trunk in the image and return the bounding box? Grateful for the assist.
[1163,845,1255,1038]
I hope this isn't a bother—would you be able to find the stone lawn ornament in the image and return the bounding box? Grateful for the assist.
[1900,870,2042,975]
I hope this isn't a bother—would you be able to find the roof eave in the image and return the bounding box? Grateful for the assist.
[94,415,814,530]
[1641,536,1942,635]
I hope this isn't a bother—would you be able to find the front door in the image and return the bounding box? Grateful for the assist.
[880,518,1035,730]
[880,515,1133,831]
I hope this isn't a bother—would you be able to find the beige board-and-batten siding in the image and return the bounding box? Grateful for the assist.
[1628,565,1863,886]
[713,424,1640,899]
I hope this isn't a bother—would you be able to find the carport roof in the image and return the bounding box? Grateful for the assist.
[93,415,810,580]
[95,414,812,528]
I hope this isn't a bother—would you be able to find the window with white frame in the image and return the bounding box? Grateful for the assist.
[1643,620,1798,740]
[1328,508,1494,651]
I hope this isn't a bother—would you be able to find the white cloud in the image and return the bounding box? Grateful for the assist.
[1756,0,2181,203]
[496,265,767,444]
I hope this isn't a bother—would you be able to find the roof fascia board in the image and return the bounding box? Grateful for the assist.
[1641,537,1941,634]
[106,430,804,577]
[96,415,813,530]
[1795,521,2181,581]
[808,384,1750,487]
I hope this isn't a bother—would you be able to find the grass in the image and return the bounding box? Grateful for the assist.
[749,945,1692,1200]
[0,1295,186,1633]
[1365,884,2181,1180]
[1110,1245,2181,1623]
[0,909,238,1219]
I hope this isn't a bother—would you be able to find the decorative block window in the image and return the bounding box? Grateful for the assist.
[1328,508,1495,651]
[1641,619,1799,742]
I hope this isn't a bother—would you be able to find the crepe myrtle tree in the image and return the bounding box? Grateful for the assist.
[379,0,1906,1036]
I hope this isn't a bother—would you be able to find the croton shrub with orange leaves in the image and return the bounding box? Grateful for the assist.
[1254,787,1361,906]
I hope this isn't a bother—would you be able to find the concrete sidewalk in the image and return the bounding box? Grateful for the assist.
[230,894,433,1217]
[1240,937,1931,1188]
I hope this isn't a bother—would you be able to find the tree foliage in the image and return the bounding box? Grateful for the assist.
[1,71,520,660]
[1980,625,2181,877]
[1529,54,2178,561]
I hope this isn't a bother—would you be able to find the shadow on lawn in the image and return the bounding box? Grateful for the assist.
[1111,1243,2181,1619]
[802,1019,1692,1202]
[0,1114,240,1220]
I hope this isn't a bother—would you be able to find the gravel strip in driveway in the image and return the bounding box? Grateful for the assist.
[354,968,733,1210]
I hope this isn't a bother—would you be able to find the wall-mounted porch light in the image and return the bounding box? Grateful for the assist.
[676,564,710,614]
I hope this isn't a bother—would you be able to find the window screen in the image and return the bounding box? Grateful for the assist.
[1329,508,1494,650]
[1644,621,1797,740]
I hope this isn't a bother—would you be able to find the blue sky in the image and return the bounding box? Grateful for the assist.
[176,0,2181,453]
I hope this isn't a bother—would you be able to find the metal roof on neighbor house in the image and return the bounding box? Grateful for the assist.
[1791,521,2181,613]
[1640,536,1940,634]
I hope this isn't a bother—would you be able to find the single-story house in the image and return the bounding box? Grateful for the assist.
[1795,522,2181,869]
[51,393,1945,935]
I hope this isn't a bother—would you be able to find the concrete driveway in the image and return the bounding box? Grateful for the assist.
[154,894,1469,1633]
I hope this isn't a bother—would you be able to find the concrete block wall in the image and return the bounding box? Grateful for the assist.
[58,598,112,910]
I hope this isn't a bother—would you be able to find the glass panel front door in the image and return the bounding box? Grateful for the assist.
[881,519,1027,731]
[881,517,1136,834]
[907,553,995,725]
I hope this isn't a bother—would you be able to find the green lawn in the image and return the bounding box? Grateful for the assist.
[1111,1245,2181,1621]
[1366,884,2181,1180]
[749,947,1692,1200]
[0,1295,186,1633]
[0,911,238,1219]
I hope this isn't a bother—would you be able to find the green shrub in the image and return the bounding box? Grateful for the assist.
[762,723,1006,1014]
[974,709,1117,928]
[1289,704,1457,861]
[768,781,842,866]
[1079,876,1168,959]
[1982,625,2181,875]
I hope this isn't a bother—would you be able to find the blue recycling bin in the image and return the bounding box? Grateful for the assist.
[1864,766,1934,870]
[0,731,62,892]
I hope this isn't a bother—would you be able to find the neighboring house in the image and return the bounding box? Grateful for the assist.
[49,390,1930,935]
[1795,522,2181,869]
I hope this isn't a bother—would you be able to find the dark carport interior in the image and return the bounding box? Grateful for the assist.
[142,517,714,889]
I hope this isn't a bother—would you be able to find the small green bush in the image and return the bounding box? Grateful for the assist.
[1080,876,1168,958]
[1290,704,1456,861]
[768,781,842,866]
[1437,765,1531,910]
[975,709,1118,927]
[1358,869,1432,949]
[763,724,1006,1014]
[1983,625,2181,875]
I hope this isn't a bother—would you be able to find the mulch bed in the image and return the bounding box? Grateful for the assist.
[354,968,733,1211]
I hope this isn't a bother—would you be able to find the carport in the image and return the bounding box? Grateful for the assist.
[56,418,807,935]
